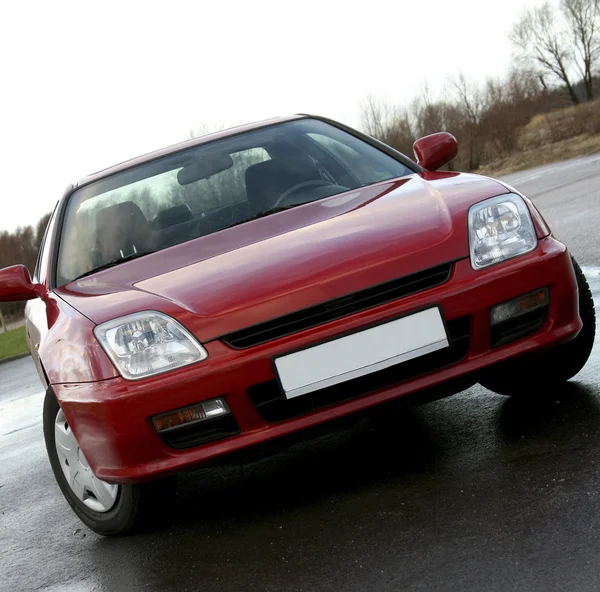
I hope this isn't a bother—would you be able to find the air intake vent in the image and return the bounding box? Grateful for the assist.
[222,263,454,349]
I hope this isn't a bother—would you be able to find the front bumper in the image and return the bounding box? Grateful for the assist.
[55,236,580,483]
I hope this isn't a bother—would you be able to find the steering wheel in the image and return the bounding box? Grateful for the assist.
[272,180,335,209]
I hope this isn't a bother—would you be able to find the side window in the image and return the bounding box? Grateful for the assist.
[34,204,59,285]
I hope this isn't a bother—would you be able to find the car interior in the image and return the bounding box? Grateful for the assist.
[88,137,353,270]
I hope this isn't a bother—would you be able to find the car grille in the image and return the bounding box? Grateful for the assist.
[221,263,454,349]
[247,315,471,422]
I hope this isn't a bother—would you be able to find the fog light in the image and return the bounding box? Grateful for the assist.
[153,398,230,433]
[491,288,549,326]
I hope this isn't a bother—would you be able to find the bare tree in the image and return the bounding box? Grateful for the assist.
[506,67,546,102]
[360,95,415,156]
[451,74,484,125]
[411,82,446,137]
[479,68,548,157]
[361,95,399,138]
[510,2,580,104]
[450,73,485,169]
[562,0,600,100]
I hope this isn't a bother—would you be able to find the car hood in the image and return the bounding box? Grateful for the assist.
[56,171,508,342]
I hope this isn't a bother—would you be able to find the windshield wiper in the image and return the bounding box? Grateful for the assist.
[220,204,303,231]
[72,250,157,281]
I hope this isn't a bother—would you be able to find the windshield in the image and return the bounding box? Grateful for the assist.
[56,118,414,285]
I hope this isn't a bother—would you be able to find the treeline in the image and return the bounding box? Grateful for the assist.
[0,213,51,323]
[362,0,600,171]
[362,70,600,172]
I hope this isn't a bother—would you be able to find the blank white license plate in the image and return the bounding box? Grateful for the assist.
[274,307,449,399]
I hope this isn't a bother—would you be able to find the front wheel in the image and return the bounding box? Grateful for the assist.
[43,389,176,536]
[479,256,596,397]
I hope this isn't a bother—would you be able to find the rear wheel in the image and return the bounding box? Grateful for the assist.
[479,256,595,397]
[43,389,176,536]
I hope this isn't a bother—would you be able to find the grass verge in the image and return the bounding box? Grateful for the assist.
[0,326,29,360]
[478,133,600,177]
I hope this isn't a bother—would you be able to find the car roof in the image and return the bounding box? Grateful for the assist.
[75,114,306,188]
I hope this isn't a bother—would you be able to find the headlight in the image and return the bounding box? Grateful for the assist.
[468,194,538,270]
[94,311,207,380]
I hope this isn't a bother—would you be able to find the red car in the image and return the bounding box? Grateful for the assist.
[0,116,595,535]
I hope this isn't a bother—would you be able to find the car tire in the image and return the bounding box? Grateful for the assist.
[43,388,176,536]
[479,256,596,397]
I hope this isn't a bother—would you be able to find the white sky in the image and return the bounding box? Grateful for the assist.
[0,0,533,232]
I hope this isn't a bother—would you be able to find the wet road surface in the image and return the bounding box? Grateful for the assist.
[1,155,599,592]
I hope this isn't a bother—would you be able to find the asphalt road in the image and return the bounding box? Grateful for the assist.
[1,155,600,592]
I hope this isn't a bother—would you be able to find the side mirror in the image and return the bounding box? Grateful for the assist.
[413,132,458,171]
[0,265,40,302]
